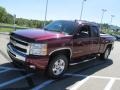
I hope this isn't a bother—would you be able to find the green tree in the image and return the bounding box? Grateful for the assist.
[0,6,7,22]
[4,13,13,24]
[0,6,52,28]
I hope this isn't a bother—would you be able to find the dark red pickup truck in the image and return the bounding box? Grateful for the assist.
[7,20,115,78]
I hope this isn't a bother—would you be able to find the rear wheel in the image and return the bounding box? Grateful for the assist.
[100,47,111,60]
[47,55,68,78]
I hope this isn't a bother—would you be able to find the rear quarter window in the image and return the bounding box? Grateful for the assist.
[91,26,99,37]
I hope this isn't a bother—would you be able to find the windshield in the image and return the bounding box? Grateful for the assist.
[44,21,75,35]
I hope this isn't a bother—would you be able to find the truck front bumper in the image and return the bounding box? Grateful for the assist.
[7,43,49,70]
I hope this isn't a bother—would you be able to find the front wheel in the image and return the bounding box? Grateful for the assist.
[100,47,111,60]
[47,55,68,78]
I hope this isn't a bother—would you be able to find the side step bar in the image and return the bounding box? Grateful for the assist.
[69,57,96,66]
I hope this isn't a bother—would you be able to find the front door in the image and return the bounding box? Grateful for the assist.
[72,25,91,59]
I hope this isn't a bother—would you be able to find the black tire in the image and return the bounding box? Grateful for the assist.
[100,47,111,60]
[47,55,68,78]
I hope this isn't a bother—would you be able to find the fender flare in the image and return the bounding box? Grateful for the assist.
[49,48,72,58]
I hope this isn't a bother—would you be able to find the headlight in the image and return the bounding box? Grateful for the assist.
[29,43,47,55]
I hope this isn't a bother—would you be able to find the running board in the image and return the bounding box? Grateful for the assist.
[69,57,96,66]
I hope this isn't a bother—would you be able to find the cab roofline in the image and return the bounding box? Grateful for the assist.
[75,20,99,27]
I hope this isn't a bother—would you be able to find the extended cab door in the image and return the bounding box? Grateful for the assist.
[72,25,91,58]
[89,26,100,54]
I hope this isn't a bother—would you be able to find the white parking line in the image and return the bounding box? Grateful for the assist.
[0,66,25,71]
[65,73,120,80]
[65,73,119,90]
[0,73,34,88]
[104,78,115,90]
[66,76,90,90]
[31,73,120,90]
[0,69,10,74]
[32,80,54,90]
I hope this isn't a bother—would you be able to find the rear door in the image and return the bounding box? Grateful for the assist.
[89,26,100,54]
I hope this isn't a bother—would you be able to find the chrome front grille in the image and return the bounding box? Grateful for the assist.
[10,36,30,55]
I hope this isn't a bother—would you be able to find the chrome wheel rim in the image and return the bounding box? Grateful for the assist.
[105,49,110,59]
[52,59,65,75]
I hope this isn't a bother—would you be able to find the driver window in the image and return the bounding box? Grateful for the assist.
[77,25,90,38]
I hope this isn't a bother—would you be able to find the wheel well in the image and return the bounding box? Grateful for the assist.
[48,49,71,66]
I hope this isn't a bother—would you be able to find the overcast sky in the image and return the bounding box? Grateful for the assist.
[0,0,120,26]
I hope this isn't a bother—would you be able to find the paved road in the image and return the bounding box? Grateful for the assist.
[0,34,120,90]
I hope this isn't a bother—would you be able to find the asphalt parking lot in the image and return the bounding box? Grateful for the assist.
[0,33,120,90]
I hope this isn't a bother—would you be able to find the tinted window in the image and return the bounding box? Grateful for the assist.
[77,25,90,38]
[44,21,63,32]
[62,21,76,35]
[44,21,75,35]
[91,26,99,37]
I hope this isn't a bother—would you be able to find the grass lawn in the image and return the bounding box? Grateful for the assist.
[0,28,14,32]
[0,23,29,32]
[0,23,28,28]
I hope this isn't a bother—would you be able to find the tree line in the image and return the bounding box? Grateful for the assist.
[0,6,120,32]
[0,6,51,28]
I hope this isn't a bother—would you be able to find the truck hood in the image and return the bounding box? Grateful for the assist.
[12,29,71,41]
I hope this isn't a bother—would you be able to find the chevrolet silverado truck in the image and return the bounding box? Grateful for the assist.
[7,20,115,78]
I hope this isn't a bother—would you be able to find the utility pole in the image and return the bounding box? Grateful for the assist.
[80,0,87,20]
[43,0,49,27]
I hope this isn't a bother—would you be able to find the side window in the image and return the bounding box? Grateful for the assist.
[77,25,90,38]
[91,26,99,37]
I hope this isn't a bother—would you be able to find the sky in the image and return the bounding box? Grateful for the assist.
[0,0,120,26]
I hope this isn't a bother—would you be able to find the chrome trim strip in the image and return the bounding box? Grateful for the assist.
[10,36,30,55]
[10,39,28,50]
[7,44,26,61]
[49,47,72,58]
[11,36,29,44]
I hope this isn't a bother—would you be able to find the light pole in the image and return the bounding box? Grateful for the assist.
[43,0,49,27]
[100,9,107,31]
[80,0,87,20]
[110,15,115,25]
[109,15,115,32]
[100,9,107,24]
[13,14,16,30]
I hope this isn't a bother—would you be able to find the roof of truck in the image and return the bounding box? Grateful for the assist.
[55,20,99,27]
[75,20,99,27]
